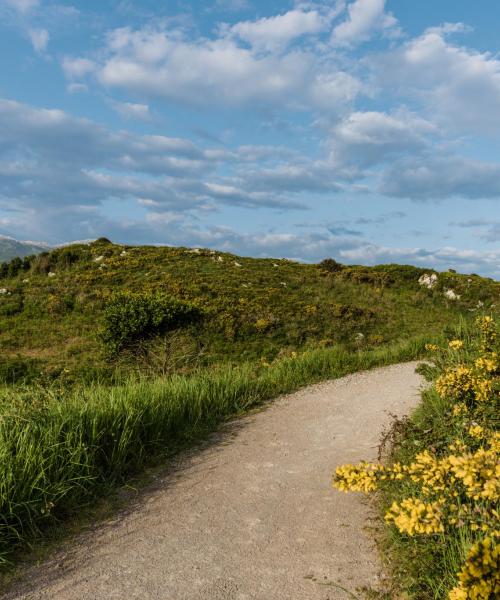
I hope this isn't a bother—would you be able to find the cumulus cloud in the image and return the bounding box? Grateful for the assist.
[67,82,88,94]
[226,8,328,52]
[62,57,96,79]
[27,27,48,53]
[372,25,500,135]
[328,110,435,172]
[62,24,361,114]
[331,0,400,47]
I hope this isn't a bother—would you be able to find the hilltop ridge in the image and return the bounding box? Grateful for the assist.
[0,239,498,384]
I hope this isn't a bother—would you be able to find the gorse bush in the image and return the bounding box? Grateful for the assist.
[100,291,200,354]
[318,258,344,273]
[333,315,499,599]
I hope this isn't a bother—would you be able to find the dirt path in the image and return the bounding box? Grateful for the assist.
[6,362,422,600]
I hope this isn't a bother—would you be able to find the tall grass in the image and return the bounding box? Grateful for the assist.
[0,336,429,565]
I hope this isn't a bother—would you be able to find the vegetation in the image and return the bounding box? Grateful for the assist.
[0,239,498,385]
[0,238,498,573]
[100,291,200,355]
[0,337,427,566]
[333,316,499,598]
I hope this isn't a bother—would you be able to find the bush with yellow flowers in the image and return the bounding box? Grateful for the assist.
[333,315,499,599]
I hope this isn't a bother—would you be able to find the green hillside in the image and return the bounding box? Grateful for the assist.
[0,237,47,263]
[0,238,498,386]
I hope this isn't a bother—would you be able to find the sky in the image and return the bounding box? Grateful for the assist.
[0,0,499,277]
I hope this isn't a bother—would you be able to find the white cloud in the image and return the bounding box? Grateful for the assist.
[0,97,307,231]
[329,110,435,171]
[227,9,328,52]
[331,0,399,47]
[373,26,500,135]
[72,25,361,113]
[111,100,151,121]
[67,83,88,94]
[28,27,48,53]
[3,0,39,14]
[62,57,96,79]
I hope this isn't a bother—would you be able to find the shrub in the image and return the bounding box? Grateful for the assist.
[333,315,499,598]
[100,291,200,355]
[319,258,343,273]
[93,237,113,245]
[31,252,51,275]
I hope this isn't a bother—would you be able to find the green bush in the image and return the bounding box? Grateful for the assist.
[100,292,200,355]
[318,258,343,273]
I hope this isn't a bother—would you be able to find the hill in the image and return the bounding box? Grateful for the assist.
[0,238,498,385]
[0,236,48,262]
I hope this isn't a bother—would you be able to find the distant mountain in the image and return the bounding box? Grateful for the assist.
[0,236,49,262]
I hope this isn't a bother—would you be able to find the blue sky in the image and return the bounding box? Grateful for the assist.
[0,0,499,277]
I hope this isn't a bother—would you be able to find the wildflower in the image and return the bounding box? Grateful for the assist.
[425,343,439,352]
[475,353,498,373]
[473,377,493,402]
[333,462,384,493]
[468,425,485,439]
[449,538,500,600]
[385,498,445,536]
[436,366,475,402]
[452,403,468,416]
[449,339,464,350]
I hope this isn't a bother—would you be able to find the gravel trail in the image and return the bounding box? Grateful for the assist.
[6,362,422,600]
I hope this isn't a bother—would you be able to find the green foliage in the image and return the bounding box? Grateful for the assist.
[0,240,496,383]
[100,291,200,355]
[377,318,499,598]
[318,258,344,273]
[0,337,428,566]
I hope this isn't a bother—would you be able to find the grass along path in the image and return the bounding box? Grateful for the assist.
[6,362,422,600]
[0,339,427,568]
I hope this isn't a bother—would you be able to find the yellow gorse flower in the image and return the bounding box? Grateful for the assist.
[385,498,445,536]
[332,315,500,599]
[449,538,500,600]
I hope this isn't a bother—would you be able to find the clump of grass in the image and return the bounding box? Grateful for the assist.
[0,337,428,566]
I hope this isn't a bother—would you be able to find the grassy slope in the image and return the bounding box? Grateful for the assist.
[0,239,498,383]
